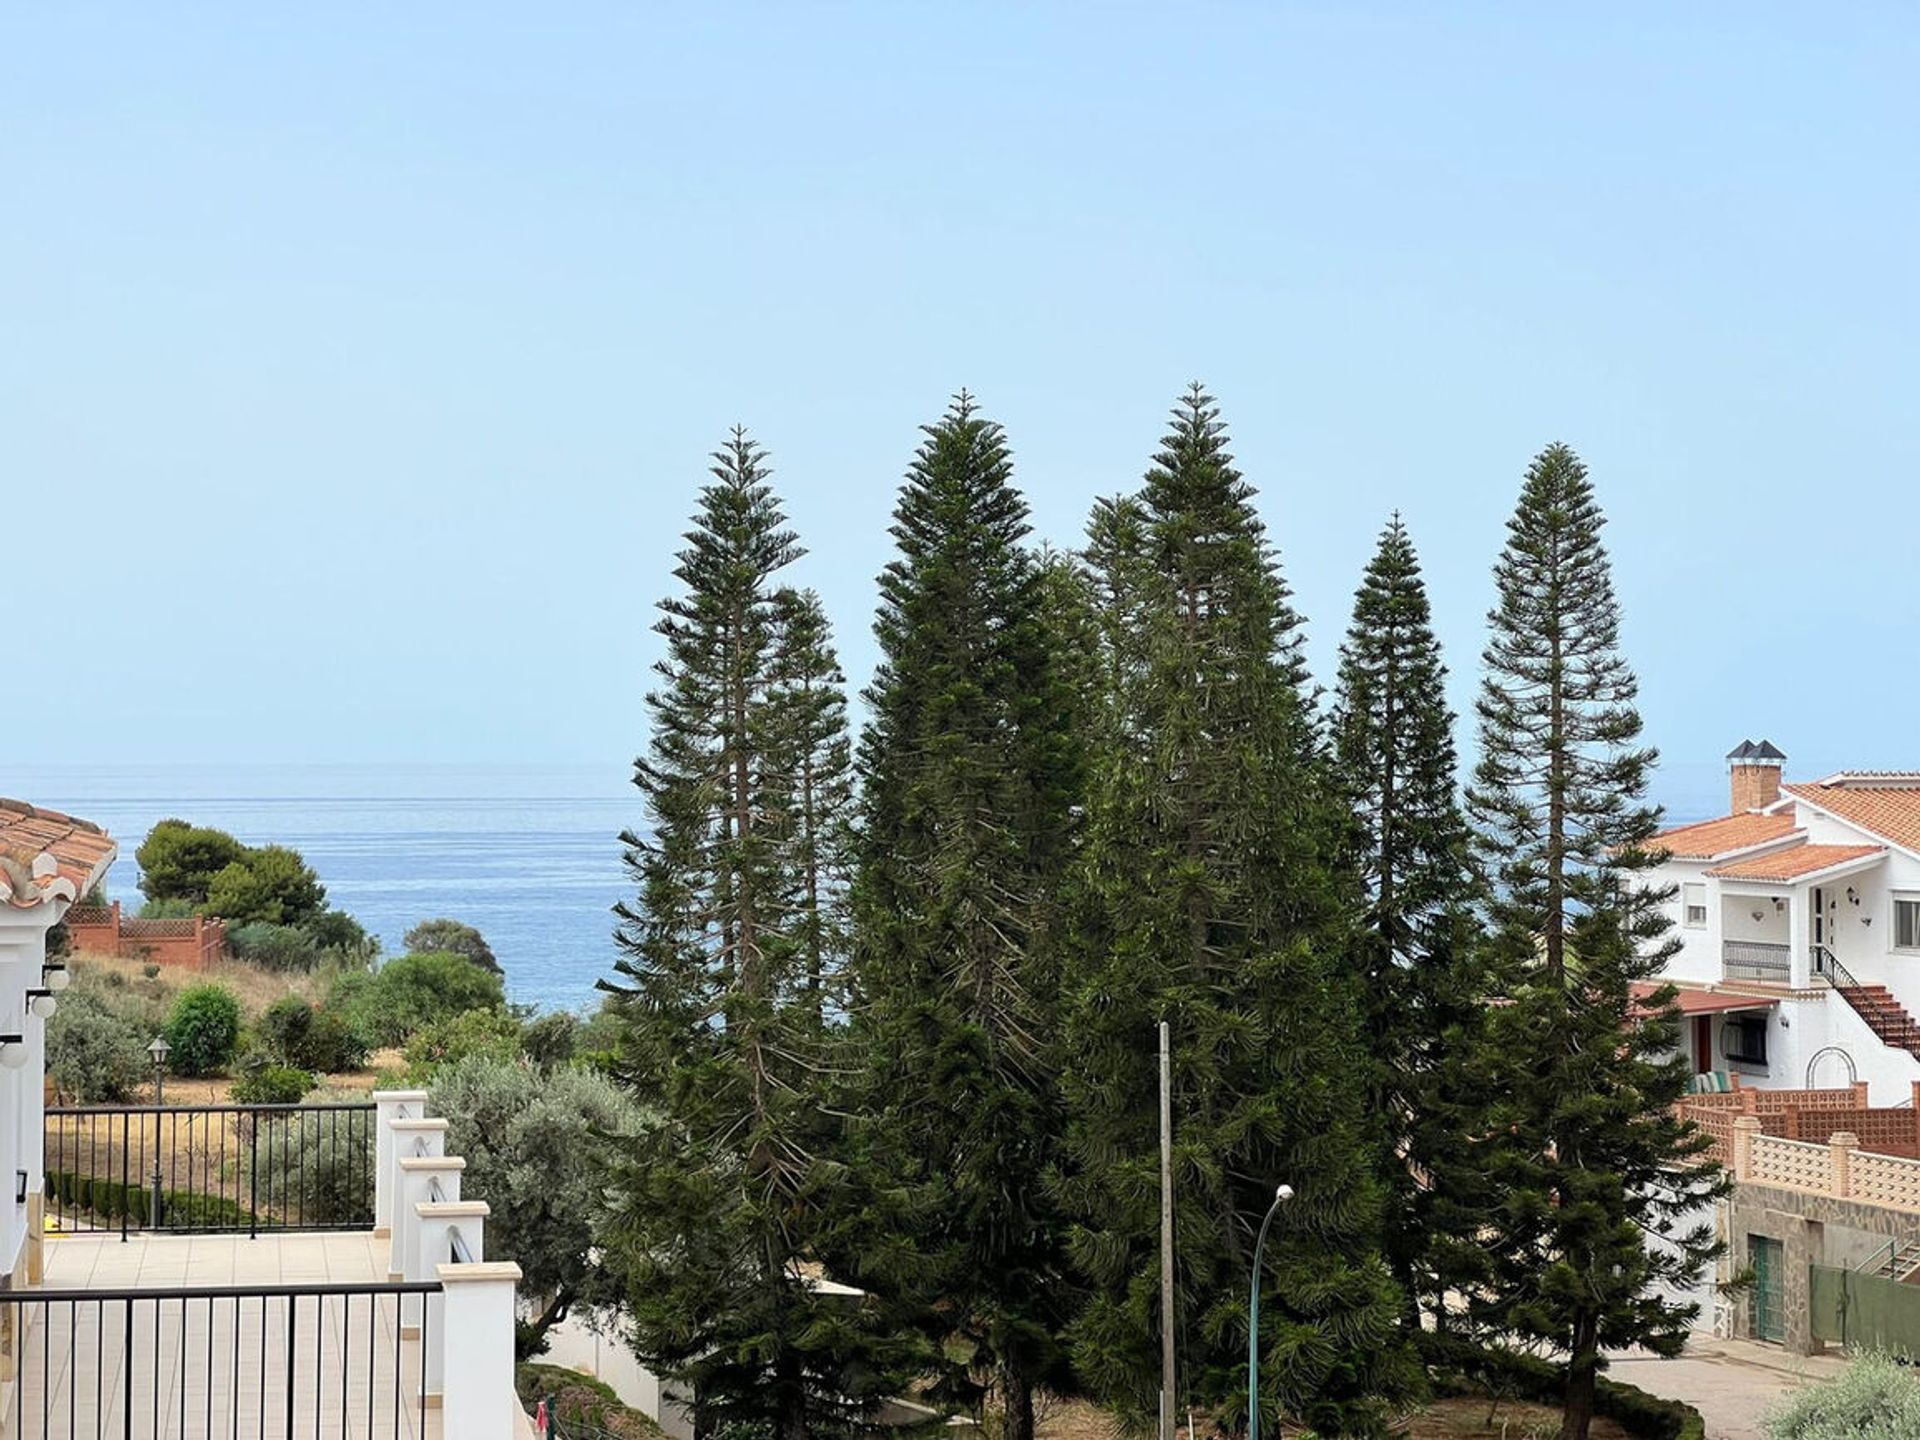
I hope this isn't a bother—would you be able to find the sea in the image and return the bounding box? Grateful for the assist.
[3,756,1762,1015]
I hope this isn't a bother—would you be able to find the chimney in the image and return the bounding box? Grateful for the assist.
[1728,739,1786,813]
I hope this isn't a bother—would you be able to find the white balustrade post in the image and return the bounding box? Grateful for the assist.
[413,1200,490,1371]
[395,1157,464,1280]
[372,1090,429,1236]
[384,1121,449,1278]
[437,1261,523,1440]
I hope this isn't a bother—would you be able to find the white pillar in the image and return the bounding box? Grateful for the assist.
[1789,889,1812,988]
[392,1155,463,1285]
[412,1200,490,1365]
[384,1117,448,1270]
[372,1090,429,1236]
[436,1261,523,1440]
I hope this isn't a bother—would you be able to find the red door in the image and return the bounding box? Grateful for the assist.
[1693,1015,1714,1074]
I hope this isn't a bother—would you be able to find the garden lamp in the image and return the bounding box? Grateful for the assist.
[42,963,69,994]
[25,989,56,1020]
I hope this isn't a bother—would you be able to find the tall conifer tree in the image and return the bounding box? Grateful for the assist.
[765,585,854,1018]
[846,394,1082,1440]
[606,432,906,1439]
[1456,444,1722,1440]
[1328,516,1480,1332]
[1061,386,1415,1437]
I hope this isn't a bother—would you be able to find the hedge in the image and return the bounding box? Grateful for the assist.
[44,1170,255,1231]
[1421,1332,1706,1440]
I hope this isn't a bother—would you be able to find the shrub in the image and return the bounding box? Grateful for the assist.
[405,1009,522,1077]
[260,997,369,1074]
[521,1011,579,1072]
[136,897,199,920]
[403,919,500,974]
[163,984,242,1077]
[337,951,506,1049]
[46,990,150,1102]
[301,908,376,958]
[230,1064,315,1106]
[258,1114,373,1226]
[228,922,322,972]
[1768,1353,1920,1439]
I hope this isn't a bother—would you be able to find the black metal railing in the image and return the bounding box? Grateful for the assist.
[44,1104,377,1238]
[1723,940,1791,981]
[1813,943,1861,990]
[0,1280,438,1439]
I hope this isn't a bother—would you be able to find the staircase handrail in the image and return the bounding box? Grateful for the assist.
[1814,945,1862,991]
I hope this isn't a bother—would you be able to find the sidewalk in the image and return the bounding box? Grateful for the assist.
[1606,1338,1849,1440]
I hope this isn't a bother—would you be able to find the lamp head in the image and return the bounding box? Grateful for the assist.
[148,1036,171,1067]
[42,964,70,994]
[1275,1184,1294,1203]
[26,991,55,1020]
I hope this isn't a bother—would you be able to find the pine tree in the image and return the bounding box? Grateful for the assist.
[1060,386,1416,1437]
[845,393,1082,1440]
[764,586,855,1020]
[1328,516,1480,1333]
[605,431,909,1440]
[1458,444,1724,1440]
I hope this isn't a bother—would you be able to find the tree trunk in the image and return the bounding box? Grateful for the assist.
[1001,1361,1037,1440]
[1561,1318,1598,1440]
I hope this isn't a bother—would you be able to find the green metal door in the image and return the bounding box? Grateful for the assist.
[1751,1235,1785,1342]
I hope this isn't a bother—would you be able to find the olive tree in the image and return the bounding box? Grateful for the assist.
[428,1057,646,1358]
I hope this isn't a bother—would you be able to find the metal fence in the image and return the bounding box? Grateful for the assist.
[44,1105,377,1238]
[1722,940,1791,981]
[1811,1262,1920,1357]
[0,1280,439,1439]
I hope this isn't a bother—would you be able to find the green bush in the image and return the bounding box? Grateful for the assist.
[403,918,500,974]
[259,997,369,1074]
[228,922,322,972]
[163,984,242,1077]
[1768,1352,1920,1439]
[336,951,506,1049]
[256,1114,373,1226]
[301,908,376,958]
[230,1064,315,1106]
[405,1008,522,1077]
[136,897,200,920]
[521,1011,579,1072]
[46,990,151,1102]
[44,1170,254,1231]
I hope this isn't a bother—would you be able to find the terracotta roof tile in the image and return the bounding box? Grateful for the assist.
[0,800,117,910]
[1705,842,1884,881]
[1653,813,1800,860]
[1784,782,1920,855]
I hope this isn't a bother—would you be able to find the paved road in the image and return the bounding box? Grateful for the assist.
[1606,1339,1849,1440]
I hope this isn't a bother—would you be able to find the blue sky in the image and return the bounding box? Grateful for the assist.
[7,5,1917,794]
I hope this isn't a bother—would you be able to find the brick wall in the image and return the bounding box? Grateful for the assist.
[64,902,228,968]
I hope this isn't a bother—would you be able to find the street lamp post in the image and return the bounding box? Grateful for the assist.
[147,1036,170,1229]
[1246,1183,1294,1440]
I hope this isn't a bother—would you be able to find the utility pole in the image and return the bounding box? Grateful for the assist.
[1159,1019,1175,1440]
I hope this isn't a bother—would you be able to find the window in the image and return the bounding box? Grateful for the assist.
[1724,1015,1769,1066]
[1683,883,1707,930]
[1896,896,1920,952]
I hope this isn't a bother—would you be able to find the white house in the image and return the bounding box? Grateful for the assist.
[0,799,116,1288]
[1642,744,1920,1103]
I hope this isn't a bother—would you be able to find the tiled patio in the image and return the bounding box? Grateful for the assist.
[3,1232,439,1439]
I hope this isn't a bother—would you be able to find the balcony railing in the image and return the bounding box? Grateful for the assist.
[44,1103,376,1238]
[1723,940,1791,982]
[0,1280,437,1440]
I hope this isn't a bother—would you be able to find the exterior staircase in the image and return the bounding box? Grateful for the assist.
[1864,1238,1920,1283]
[1833,982,1920,1059]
